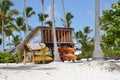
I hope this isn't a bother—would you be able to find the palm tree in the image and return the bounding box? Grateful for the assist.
[61,0,68,28]
[5,24,20,48]
[38,13,48,26]
[15,17,24,41]
[12,35,22,47]
[45,20,52,27]
[51,0,60,61]
[23,0,28,36]
[25,6,35,32]
[61,12,74,28]
[93,0,104,60]
[0,0,19,52]
[40,0,46,26]
[16,10,34,38]
[23,2,35,36]
[26,7,35,18]
[74,26,93,60]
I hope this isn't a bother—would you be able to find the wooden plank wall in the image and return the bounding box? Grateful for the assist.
[40,27,73,43]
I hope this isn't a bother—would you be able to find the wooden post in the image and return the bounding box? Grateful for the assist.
[39,43,46,64]
[42,48,45,64]
[32,51,35,64]
[23,48,26,64]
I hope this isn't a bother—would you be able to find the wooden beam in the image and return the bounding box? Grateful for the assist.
[23,48,26,64]
[32,51,35,64]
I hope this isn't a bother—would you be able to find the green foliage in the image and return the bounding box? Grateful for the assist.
[61,12,74,28]
[15,52,23,63]
[12,35,22,46]
[83,51,93,59]
[0,52,15,63]
[81,42,94,61]
[76,54,83,60]
[0,0,19,51]
[0,52,23,63]
[26,7,35,18]
[38,13,49,26]
[103,48,120,60]
[100,0,120,48]
[76,50,93,61]
[45,20,52,27]
[74,26,93,61]
[0,52,5,63]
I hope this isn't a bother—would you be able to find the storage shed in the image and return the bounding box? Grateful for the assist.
[24,26,74,63]
[39,27,74,47]
[28,27,74,47]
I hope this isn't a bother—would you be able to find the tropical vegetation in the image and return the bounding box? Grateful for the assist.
[0,52,22,64]
[1,0,120,63]
[74,26,94,61]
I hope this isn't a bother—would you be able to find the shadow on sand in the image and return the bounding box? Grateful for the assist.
[0,64,57,70]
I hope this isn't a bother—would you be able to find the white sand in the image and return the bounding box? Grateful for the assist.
[0,60,120,80]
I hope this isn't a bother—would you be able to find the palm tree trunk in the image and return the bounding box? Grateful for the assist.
[23,0,29,36]
[93,0,104,60]
[8,37,11,48]
[62,0,68,28]
[51,0,60,61]
[2,20,5,52]
[41,0,45,26]
[19,30,22,43]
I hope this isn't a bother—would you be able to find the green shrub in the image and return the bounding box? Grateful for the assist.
[0,52,15,63]
[81,51,93,61]
[0,52,5,63]
[103,49,120,60]
[15,52,23,63]
[76,54,83,60]
[0,52,23,63]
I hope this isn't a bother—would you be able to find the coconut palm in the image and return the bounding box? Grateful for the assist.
[0,19,20,48]
[23,0,28,36]
[26,7,35,18]
[61,12,74,28]
[23,5,35,36]
[51,0,60,61]
[40,0,46,26]
[61,0,68,28]
[45,20,52,27]
[0,0,19,52]
[12,35,22,47]
[14,17,24,41]
[93,0,104,60]
[23,0,35,36]
[5,24,20,48]
[75,26,93,61]
[38,13,49,26]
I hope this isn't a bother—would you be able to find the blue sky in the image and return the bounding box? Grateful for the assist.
[10,0,117,33]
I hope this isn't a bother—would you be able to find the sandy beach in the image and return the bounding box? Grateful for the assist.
[0,60,120,80]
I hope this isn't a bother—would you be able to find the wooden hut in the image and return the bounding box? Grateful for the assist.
[39,27,74,48]
[24,26,74,64]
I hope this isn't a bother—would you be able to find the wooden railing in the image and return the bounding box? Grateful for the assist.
[40,27,73,44]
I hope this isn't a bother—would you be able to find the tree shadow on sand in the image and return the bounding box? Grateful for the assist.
[0,64,57,70]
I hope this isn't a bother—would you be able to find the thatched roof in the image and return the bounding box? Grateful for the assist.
[14,26,41,53]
